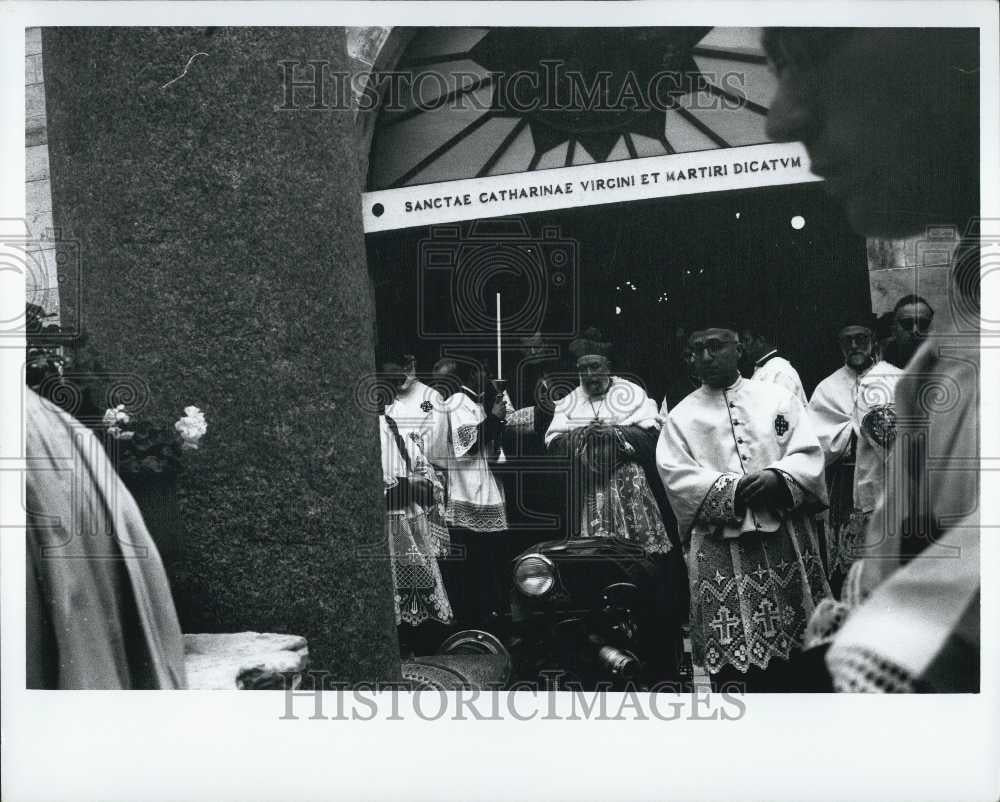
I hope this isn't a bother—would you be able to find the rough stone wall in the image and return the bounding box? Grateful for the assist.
[42,27,400,681]
[25,27,60,319]
[867,231,960,329]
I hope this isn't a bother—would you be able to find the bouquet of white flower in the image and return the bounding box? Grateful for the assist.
[102,404,134,440]
[174,406,208,450]
[100,403,208,475]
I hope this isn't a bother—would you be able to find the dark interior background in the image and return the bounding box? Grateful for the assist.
[366,181,872,401]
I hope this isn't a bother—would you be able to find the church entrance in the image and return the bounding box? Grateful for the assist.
[365,180,870,401]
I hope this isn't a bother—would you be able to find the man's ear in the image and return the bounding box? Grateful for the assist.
[735,342,745,359]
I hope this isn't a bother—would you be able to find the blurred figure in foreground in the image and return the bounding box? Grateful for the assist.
[26,388,186,688]
[765,27,980,691]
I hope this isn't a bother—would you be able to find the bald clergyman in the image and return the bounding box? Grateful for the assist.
[656,327,831,691]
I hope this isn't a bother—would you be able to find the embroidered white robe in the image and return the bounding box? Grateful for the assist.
[545,377,674,553]
[808,361,902,574]
[545,376,660,446]
[379,416,453,627]
[439,392,507,532]
[751,353,807,406]
[656,376,831,674]
[384,379,449,469]
[26,389,186,689]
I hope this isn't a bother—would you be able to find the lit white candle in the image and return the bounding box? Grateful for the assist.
[496,292,502,378]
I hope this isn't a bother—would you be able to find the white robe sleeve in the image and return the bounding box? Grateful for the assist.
[425,388,451,468]
[448,393,486,459]
[619,393,661,430]
[656,413,742,541]
[767,393,829,509]
[379,417,407,491]
[773,369,807,407]
[544,394,573,448]
[808,377,855,466]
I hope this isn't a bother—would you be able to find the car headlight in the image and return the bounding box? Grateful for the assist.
[514,554,555,597]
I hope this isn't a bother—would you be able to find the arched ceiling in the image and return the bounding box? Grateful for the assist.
[368,27,776,191]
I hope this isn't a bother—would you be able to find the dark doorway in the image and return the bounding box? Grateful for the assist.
[366,181,870,399]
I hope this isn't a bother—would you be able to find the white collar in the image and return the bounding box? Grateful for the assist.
[755,349,779,368]
[701,375,744,395]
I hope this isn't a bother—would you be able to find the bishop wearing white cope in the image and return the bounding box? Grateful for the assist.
[657,329,830,687]
[808,325,902,585]
[545,350,675,556]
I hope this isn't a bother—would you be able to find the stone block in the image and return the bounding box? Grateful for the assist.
[23,246,62,317]
[25,210,54,243]
[346,26,392,66]
[26,115,47,147]
[25,178,51,217]
[26,144,50,183]
[184,632,308,689]
[868,265,954,329]
[25,27,42,56]
[25,83,46,119]
[867,232,958,271]
[26,54,44,86]
[25,282,60,318]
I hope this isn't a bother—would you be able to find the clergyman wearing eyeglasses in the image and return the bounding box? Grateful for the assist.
[881,294,935,369]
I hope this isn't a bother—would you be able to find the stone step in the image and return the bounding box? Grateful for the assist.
[183,632,308,690]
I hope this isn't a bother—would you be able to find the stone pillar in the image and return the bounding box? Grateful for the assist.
[42,28,400,682]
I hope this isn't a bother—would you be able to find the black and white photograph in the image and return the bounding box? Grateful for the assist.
[2,3,998,800]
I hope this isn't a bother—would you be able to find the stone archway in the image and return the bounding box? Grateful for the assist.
[352,26,955,340]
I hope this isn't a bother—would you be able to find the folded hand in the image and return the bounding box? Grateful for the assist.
[736,470,784,507]
[409,476,435,508]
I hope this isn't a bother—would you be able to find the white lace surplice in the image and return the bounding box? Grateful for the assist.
[440,392,507,532]
[384,380,450,468]
[379,416,453,627]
